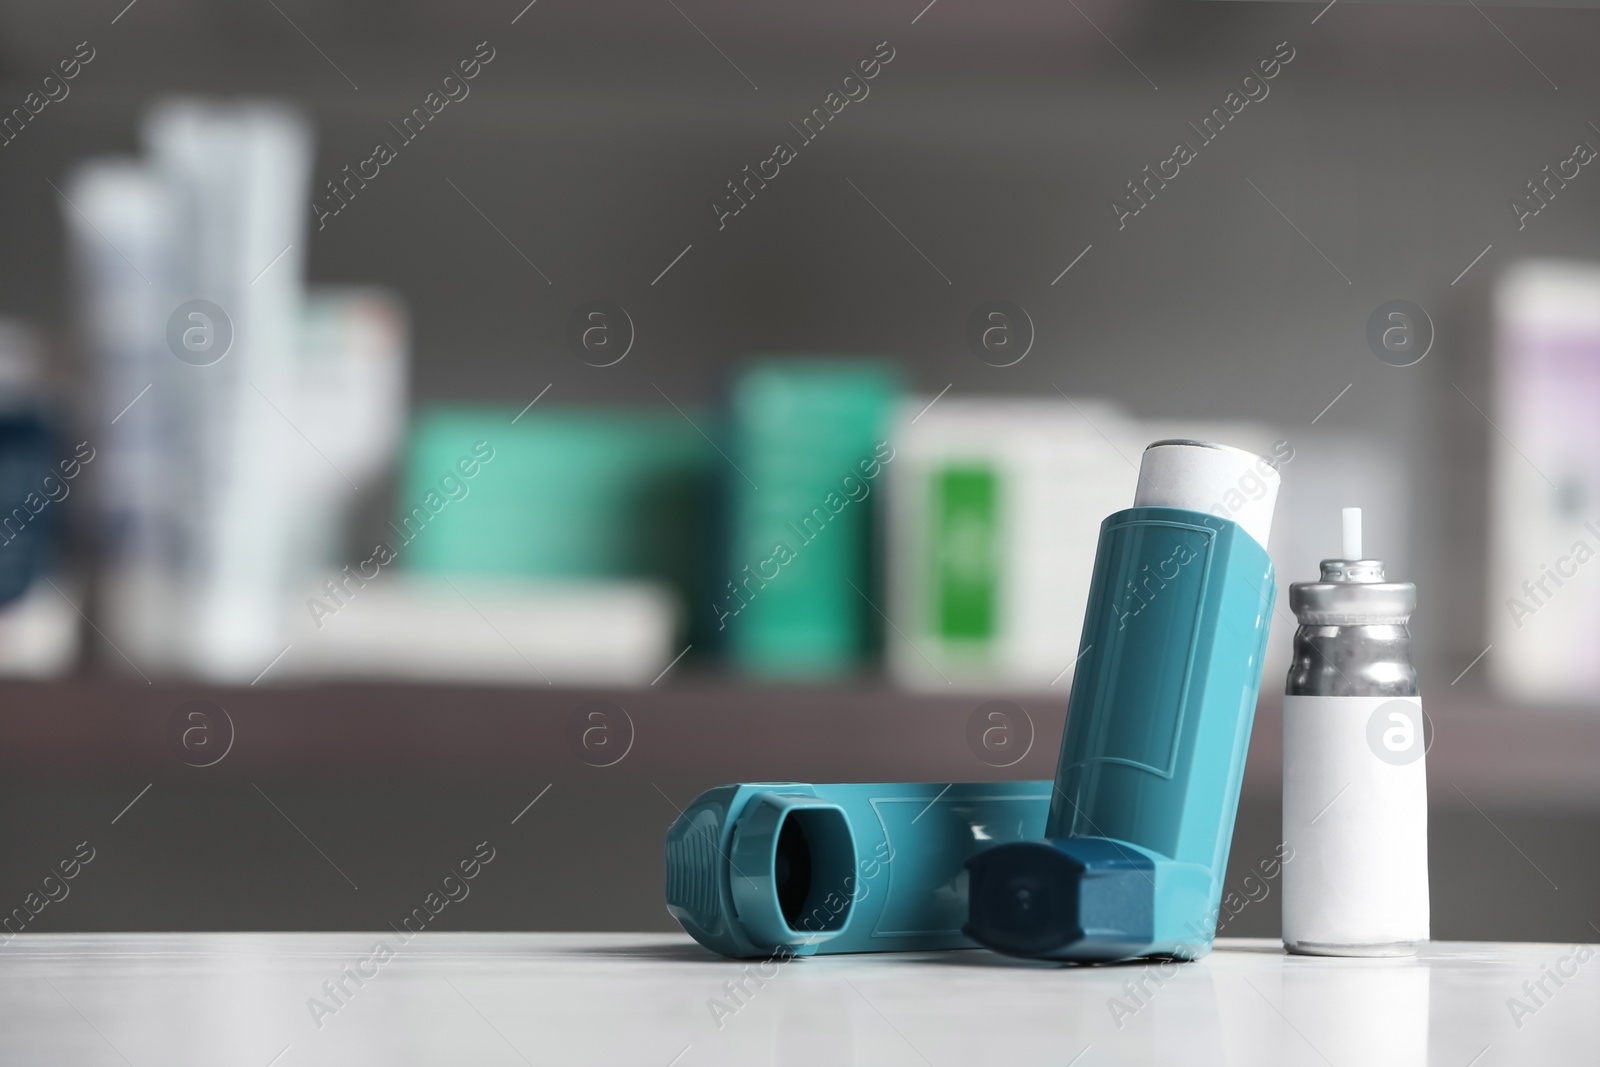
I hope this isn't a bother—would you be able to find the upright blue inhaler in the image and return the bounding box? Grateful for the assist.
[665,781,1050,957]
[965,440,1282,962]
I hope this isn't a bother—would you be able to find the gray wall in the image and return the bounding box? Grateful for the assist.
[5,0,1599,673]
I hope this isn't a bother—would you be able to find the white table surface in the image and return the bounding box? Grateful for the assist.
[0,933,1592,1065]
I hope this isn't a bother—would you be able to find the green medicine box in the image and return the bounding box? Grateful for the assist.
[721,360,903,678]
[398,405,715,624]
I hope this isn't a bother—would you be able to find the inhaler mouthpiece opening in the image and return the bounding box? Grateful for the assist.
[775,808,855,934]
[730,795,856,948]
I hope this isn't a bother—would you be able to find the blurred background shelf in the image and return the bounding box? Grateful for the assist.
[2,674,1071,778]
[2,675,1596,806]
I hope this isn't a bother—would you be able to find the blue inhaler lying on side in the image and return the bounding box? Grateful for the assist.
[964,439,1281,962]
[665,781,1049,958]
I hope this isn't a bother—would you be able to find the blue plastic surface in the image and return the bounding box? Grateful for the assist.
[965,506,1276,962]
[665,781,1050,958]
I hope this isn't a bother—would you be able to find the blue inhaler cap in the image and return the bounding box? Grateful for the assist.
[963,838,1155,961]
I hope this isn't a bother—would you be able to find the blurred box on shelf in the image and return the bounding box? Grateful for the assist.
[1488,259,1600,703]
[721,360,902,679]
[288,287,409,574]
[281,575,678,686]
[0,320,81,678]
[286,404,716,685]
[885,396,1139,692]
[400,405,713,595]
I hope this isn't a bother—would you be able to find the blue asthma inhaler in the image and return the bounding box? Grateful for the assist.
[964,440,1281,963]
[665,781,1050,958]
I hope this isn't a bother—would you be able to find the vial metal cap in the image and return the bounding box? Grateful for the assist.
[1289,558,1416,626]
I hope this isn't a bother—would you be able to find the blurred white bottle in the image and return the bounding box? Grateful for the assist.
[143,99,313,682]
[63,158,181,671]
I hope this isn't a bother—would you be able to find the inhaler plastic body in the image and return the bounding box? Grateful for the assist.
[965,441,1278,962]
[665,781,1049,958]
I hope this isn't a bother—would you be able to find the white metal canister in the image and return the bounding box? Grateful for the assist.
[1281,508,1430,956]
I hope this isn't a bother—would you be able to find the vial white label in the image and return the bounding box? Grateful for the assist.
[1282,695,1430,952]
